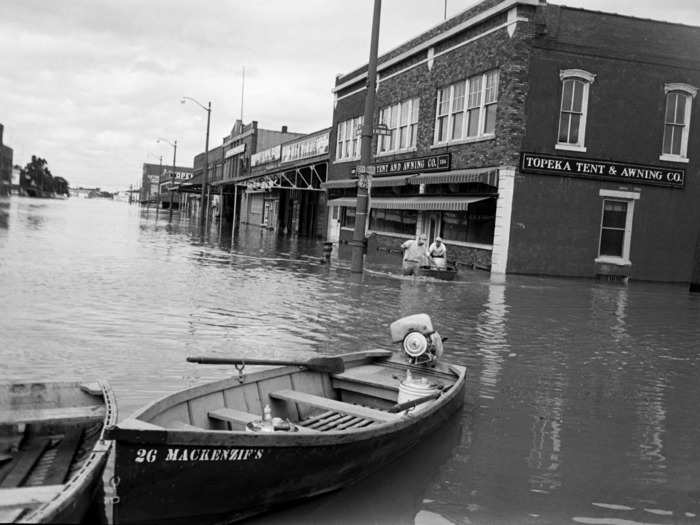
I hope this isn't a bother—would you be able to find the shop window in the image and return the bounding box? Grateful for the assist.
[433,69,499,145]
[440,198,496,245]
[336,116,363,161]
[597,189,639,264]
[556,69,595,152]
[369,209,417,235]
[340,206,356,228]
[378,98,419,154]
[660,83,696,163]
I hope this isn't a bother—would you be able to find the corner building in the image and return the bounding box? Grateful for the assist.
[326,0,700,283]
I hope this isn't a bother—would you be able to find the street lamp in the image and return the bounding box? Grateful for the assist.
[181,96,211,232]
[157,137,177,219]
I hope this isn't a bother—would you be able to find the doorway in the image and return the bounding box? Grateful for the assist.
[422,212,441,244]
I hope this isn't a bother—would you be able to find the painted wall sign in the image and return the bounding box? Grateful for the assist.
[520,152,685,189]
[374,154,450,176]
[225,144,247,158]
[281,132,330,163]
[251,145,281,167]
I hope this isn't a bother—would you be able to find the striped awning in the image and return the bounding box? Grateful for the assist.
[410,168,499,187]
[370,175,414,187]
[371,196,493,211]
[327,197,357,207]
[321,178,356,189]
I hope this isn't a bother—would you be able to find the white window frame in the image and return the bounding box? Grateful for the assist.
[377,98,420,155]
[595,189,640,266]
[335,116,363,162]
[659,83,697,163]
[432,69,499,147]
[556,69,595,153]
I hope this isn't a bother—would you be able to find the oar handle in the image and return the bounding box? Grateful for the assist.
[388,391,441,413]
[186,356,345,374]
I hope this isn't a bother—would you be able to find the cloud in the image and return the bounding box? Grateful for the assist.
[1,0,699,190]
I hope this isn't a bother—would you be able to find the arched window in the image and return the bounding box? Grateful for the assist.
[556,69,595,152]
[660,83,697,163]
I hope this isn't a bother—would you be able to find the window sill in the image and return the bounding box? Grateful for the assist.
[431,134,495,149]
[555,143,587,153]
[658,154,689,164]
[333,158,361,164]
[375,147,418,158]
[595,256,631,267]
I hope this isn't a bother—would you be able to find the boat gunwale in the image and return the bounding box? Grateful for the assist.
[107,360,466,448]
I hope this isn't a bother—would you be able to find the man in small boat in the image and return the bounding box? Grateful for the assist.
[428,237,447,269]
[401,234,430,275]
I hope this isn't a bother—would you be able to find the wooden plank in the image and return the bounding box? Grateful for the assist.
[298,410,334,426]
[0,439,50,488]
[169,421,203,431]
[44,428,83,485]
[0,484,63,509]
[208,408,260,427]
[188,391,225,428]
[0,405,104,426]
[332,378,398,402]
[0,508,24,522]
[307,413,343,430]
[269,390,399,422]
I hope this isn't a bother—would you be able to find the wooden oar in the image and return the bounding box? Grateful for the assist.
[186,355,345,374]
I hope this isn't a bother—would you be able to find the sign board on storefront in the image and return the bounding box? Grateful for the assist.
[281,132,330,163]
[520,152,685,189]
[251,145,281,167]
[372,153,451,176]
[225,143,246,158]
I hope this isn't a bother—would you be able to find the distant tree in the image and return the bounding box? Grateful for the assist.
[19,156,67,196]
[53,176,69,196]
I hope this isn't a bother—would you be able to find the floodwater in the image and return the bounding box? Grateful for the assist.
[1,196,699,525]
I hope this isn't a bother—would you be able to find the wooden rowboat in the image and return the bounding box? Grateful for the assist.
[416,263,458,281]
[0,380,117,523]
[105,317,466,525]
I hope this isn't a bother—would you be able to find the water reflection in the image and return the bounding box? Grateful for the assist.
[1,197,699,523]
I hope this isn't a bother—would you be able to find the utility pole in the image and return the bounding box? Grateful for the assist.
[199,102,211,235]
[350,0,382,273]
[169,140,177,221]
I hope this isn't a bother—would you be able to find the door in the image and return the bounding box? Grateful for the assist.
[423,212,441,245]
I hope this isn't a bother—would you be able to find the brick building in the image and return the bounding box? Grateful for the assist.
[140,162,194,207]
[0,124,13,197]
[326,0,700,283]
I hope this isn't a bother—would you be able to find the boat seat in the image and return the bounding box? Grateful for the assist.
[0,405,105,426]
[208,408,260,430]
[269,390,399,423]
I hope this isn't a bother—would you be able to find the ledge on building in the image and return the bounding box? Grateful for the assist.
[595,256,631,283]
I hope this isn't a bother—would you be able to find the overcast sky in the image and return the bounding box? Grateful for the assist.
[2,0,699,191]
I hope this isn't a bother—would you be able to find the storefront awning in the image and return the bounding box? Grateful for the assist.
[410,168,499,187]
[327,197,357,207]
[321,178,356,189]
[371,196,493,211]
[370,175,414,187]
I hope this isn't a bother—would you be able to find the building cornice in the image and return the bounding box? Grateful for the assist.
[332,0,540,94]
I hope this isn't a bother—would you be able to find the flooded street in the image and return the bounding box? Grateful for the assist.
[1,196,699,524]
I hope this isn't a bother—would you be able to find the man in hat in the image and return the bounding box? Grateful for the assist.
[429,236,447,269]
[400,234,430,275]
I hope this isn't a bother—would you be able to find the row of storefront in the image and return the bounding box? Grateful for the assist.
[152,0,700,284]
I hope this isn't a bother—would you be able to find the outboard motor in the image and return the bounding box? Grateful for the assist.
[390,313,444,366]
[390,314,443,408]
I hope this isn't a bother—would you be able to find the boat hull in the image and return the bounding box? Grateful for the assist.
[416,266,458,281]
[112,378,464,524]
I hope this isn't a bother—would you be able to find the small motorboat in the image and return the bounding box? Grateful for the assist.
[104,314,467,525]
[416,262,458,281]
[0,380,117,523]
